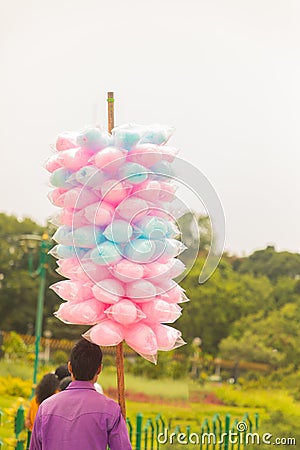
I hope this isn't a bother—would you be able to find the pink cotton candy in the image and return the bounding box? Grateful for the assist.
[56,258,88,282]
[56,132,78,151]
[54,299,105,325]
[110,259,144,283]
[63,187,100,209]
[49,122,188,363]
[127,144,162,167]
[124,323,157,358]
[101,180,132,205]
[51,208,89,227]
[45,154,62,173]
[92,278,125,304]
[56,259,110,283]
[143,261,169,283]
[117,197,149,222]
[50,280,93,301]
[84,201,114,227]
[126,279,157,301]
[57,147,94,171]
[159,283,188,304]
[94,147,126,173]
[133,180,162,202]
[164,258,186,279]
[158,182,176,202]
[141,300,181,324]
[105,299,145,326]
[85,319,124,346]
[48,189,67,207]
[152,324,185,351]
[80,261,110,282]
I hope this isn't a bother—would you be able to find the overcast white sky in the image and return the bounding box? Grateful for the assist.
[0,0,299,256]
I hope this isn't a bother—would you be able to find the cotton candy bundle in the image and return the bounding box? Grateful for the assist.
[47,123,187,363]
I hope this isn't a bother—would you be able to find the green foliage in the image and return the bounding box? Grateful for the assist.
[219,302,300,368]
[1,212,300,394]
[233,245,300,282]
[178,258,273,354]
[2,332,27,360]
[216,385,300,450]
[125,352,188,380]
[0,376,31,398]
[51,350,69,365]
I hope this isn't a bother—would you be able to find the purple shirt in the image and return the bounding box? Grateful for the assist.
[29,381,132,450]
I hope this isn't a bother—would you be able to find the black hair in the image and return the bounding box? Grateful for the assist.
[70,338,102,381]
[55,364,70,380]
[59,376,72,391]
[35,373,59,405]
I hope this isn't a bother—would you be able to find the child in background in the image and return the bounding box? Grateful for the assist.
[25,373,59,431]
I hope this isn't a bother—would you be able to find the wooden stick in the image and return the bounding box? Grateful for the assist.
[107,91,115,133]
[116,342,126,419]
[107,91,126,419]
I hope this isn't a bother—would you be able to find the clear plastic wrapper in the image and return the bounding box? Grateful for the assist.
[54,299,106,325]
[48,122,188,363]
[104,299,146,326]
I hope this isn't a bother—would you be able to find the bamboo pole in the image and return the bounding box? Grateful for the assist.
[107,91,126,419]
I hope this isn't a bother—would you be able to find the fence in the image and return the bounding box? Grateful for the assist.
[0,406,259,450]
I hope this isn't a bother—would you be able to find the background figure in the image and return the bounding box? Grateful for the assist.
[56,362,103,393]
[25,373,59,431]
[59,376,72,391]
[55,364,70,380]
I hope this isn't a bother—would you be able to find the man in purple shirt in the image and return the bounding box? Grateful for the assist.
[30,339,132,450]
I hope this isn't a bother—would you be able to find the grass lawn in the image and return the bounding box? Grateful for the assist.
[0,374,262,450]
[2,361,297,449]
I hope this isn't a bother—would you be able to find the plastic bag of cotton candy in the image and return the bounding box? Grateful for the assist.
[46,123,188,363]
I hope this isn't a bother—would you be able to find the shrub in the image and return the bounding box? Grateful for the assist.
[3,332,27,360]
[52,350,68,365]
[0,376,31,398]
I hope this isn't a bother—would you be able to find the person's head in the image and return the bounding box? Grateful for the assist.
[59,376,72,391]
[36,373,59,405]
[68,338,103,382]
[55,364,70,381]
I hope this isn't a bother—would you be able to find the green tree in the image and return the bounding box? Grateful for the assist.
[219,303,300,368]
[178,258,274,355]
[233,245,300,282]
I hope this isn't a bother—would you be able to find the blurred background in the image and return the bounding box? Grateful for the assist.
[0,1,299,449]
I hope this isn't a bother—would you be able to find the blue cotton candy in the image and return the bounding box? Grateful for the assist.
[50,168,75,188]
[52,226,73,245]
[72,226,105,248]
[136,216,168,240]
[50,245,88,259]
[103,220,133,244]
[113,130,142,151]
[150,161,174,179]
[90,241,122,265]
[77,128,111,152]
[75,166,105,187]
[124,238,156,263]
[118,162,148,184]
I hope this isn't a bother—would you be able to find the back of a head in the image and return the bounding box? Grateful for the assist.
[59,376,72,391]
[55,364,70,381]
[70,338,103,381]
[36,373,60,405]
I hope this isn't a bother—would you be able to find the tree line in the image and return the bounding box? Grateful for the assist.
[1,212,300,373]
